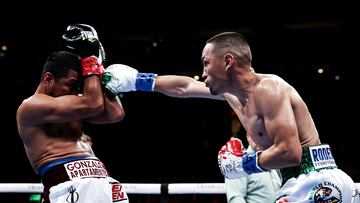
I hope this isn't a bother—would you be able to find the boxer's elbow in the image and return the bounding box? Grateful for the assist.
[112,109,125,122]
[91,100,105,114]
[283,148,302,166]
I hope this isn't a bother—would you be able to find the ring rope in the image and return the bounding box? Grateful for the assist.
[0,183,359,194]
[0,183,224,194]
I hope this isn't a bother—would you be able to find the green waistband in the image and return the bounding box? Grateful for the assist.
[280,144,337,184]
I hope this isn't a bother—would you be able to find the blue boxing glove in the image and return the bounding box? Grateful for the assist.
[102,64,157,96]
[242,151,267,174]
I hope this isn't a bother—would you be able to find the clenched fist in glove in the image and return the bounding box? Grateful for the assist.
[102,64,158,96]
[218,138,268,179]
[62,24,106,63]
[63,24,105,77]
[218,138,247,179]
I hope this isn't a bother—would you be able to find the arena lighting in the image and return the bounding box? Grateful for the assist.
[317,68,324,74]
[193,75,200,80]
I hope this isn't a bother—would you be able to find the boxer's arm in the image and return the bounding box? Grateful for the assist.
[102,64,225,100]
[154,75,225,100]
[17,75,104,125]
[254,79,302,169]
[246,134,261,152]
[18,31,105,125]
[85,90,125,124]
[62,23,124,124]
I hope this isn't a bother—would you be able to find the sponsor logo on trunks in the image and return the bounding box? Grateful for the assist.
[64,159,109,179]
[66,186,79,203]
[309,145,337,170]
[309,182,342,202]
[111,182,128,202]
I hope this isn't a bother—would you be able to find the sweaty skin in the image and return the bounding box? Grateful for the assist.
[17,68,124,172]
[154,43,320,170]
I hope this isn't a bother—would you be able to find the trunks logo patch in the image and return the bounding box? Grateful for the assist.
[64,159,109,179]
[66,186,79,203]
[309,145,337,170]
[309,181,342,202]
[111,182,128,202]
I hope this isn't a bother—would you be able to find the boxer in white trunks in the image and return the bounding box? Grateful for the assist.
[16,24,128,203]
[101,31,359,202]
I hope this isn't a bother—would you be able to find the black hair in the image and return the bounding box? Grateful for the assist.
[206,32,252,66]
[41,51,82,79]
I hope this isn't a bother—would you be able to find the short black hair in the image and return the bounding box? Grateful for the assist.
[42,51,82,79]
[206,32,252,66]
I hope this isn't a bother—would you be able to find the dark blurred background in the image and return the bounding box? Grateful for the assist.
[1,1,358,202]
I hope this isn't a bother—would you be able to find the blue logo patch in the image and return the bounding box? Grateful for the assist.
[309,145,337,170]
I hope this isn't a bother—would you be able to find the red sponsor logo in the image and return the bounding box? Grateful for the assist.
[112,183,127,202]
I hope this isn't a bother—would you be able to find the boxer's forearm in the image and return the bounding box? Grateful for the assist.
[155,75,225,99]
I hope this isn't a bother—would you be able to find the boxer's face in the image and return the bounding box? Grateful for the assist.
[201,44,227,95]
[50,69,81,97]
